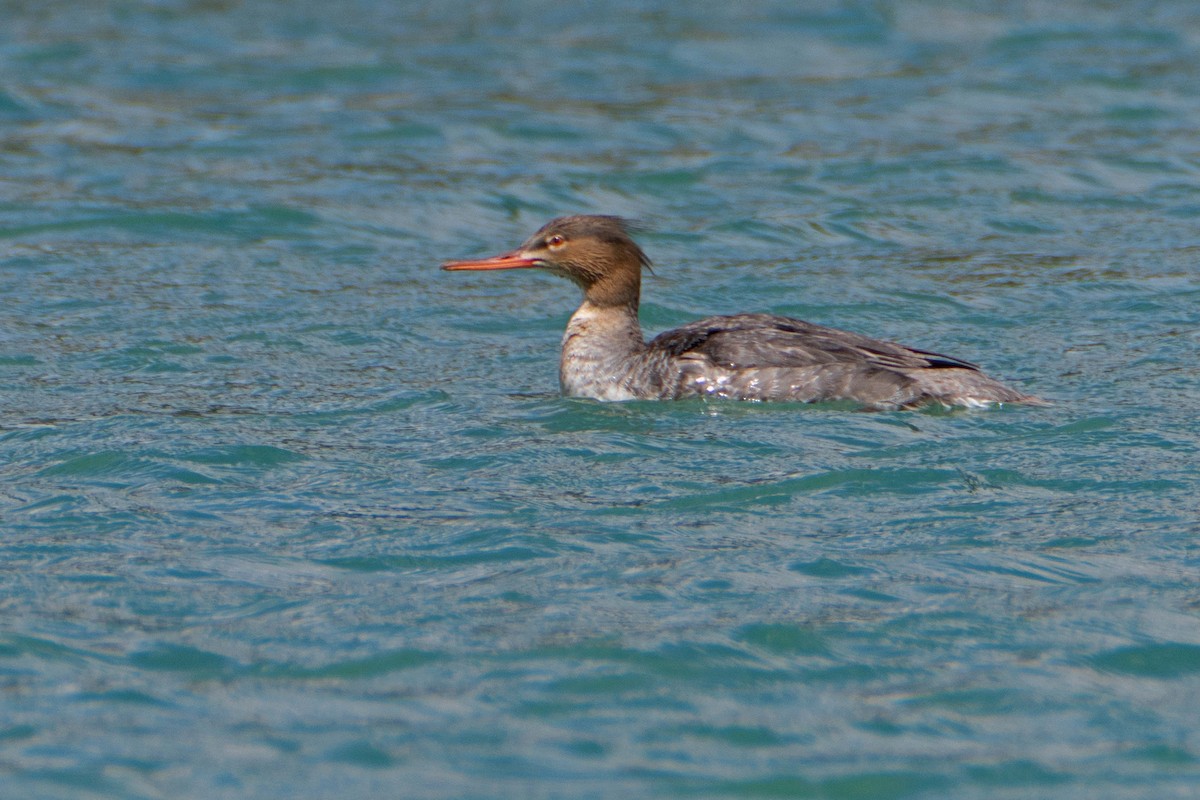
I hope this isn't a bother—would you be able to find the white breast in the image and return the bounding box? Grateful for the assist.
[558,302,648,401]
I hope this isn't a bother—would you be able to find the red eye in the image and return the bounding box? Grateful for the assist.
[546,234,566,248]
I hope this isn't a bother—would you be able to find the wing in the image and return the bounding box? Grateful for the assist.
[647,314,980,372]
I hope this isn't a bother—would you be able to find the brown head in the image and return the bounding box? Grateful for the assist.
[441,215,652,309]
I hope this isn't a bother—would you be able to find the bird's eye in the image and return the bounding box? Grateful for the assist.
[545,234,566,249]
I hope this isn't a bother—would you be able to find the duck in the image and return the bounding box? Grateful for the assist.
[442,215,1043,409]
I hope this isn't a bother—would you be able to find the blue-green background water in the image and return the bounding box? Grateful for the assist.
[3,1,1199,797]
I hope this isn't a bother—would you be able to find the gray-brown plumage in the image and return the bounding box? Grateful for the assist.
[443,215,1044,409]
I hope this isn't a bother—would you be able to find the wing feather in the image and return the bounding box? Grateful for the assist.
[647,314,979,372]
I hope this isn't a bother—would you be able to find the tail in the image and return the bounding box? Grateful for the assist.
[903,368,1047,409]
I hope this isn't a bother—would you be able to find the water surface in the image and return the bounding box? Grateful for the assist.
[3,1,1200,798]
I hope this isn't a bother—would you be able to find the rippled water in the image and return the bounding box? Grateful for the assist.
[3,1,1200,798]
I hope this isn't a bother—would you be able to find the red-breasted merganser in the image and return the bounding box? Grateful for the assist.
[443,215,1044,409]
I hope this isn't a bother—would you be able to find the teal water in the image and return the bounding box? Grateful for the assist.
[3,1,1200,797]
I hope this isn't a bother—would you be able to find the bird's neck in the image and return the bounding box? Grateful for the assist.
[581,263,641,311]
